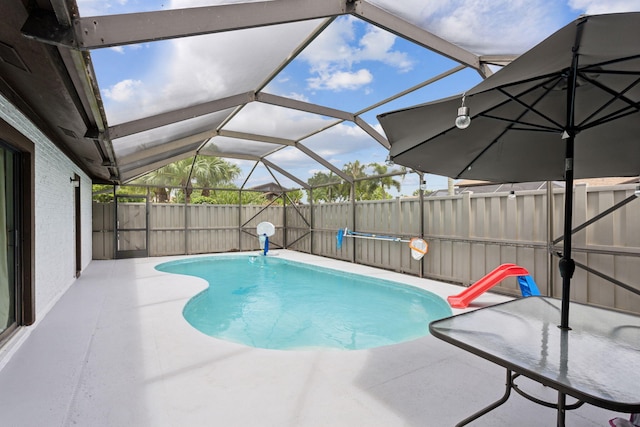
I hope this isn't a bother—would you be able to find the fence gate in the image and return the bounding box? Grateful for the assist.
[115,195,149,258]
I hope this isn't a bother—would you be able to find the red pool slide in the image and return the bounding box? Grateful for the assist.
[447,264,530,309]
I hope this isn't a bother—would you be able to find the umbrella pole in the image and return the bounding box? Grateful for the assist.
[558,32,582,330]
[559,139,575,331]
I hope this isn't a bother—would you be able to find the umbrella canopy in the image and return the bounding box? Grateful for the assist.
[381,12,640,182]
[378,12,640,329]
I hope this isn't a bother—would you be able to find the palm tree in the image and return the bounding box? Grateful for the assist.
[136,162,180,202]
[342,160,368,201]
[366,163,405,199]
[136,156,242,203]
[307,171,344,203]
[192,156,241,197]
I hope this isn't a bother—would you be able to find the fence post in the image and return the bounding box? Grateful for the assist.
[283,192,287,249]
[462,191,472,284]
[183,189,188,255]
[146,187,151,256]
[310,188,314,256]
[547,182,555,296]
[419,174,425,278]
[351,182,356,264]
[238,188,242,252]
[113,186,117,259]
[573,183,589,302]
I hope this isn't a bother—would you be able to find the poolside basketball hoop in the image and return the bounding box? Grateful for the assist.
[256,221,275,237]
[256,222,275,255]
[409,238,428,260]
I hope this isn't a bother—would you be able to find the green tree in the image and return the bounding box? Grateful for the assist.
[135,156,241,203]
[262,189,304,206]
[92,184,148,202]
[307,171,344,203]
[189,187,266,205]
[92,184,115,203]
[365,163,405,200]
[285,189,303,205]
[343,160,369,201]
[191,156,241,197]
[306,162,406,202]
[342,161,405,201]
[412,188,434,197]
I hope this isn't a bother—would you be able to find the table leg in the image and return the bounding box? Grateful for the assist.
[455,369,513,427]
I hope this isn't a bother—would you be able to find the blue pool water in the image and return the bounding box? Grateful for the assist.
[155,255,452,350]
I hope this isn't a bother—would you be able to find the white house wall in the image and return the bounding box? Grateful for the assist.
[0,94,92,324]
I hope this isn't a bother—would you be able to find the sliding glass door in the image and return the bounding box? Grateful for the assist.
[0,145,18,339]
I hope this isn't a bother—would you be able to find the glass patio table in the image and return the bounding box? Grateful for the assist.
[429,296,640,426]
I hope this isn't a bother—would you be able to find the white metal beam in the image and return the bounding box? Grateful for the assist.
[121,151,196,182]
[352,1,482,73]
[217,130,295,147]
[203,151,260,162]
[480,55,518,67]
[109,92,253,139]
[256,93,354,121]
[354,116,389,149]
[295,143,353,183]
[117,135,208,167]
[120,147,199,176]
[214,130,349,181]
[70,0,353,49]
[254,18,334,94]
[355,64,466,116]
[262,159,310,189]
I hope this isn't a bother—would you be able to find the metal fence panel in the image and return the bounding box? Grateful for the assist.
[92,202,113,259]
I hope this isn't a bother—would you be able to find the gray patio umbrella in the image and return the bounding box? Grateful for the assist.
[378,12,640,330]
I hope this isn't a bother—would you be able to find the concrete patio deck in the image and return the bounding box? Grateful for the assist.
[0,251,621,426]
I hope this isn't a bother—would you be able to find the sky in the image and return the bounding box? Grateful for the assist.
[77,0,640,195]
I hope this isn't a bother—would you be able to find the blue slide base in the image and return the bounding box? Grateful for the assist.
[517,275,541,297]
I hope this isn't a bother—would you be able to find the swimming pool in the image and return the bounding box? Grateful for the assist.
[156,255,452,350]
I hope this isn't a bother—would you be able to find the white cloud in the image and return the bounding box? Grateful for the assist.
[367,0,640,55]
[286,92,310,102]
[171,0,264,7]
[103,79,142,102]
[267,147,310,166]
[300,16,413,92]
[76,0,131,16]
[308,168,329,176]
[301,17,357,68]
[226,102,336,140]
[109,46,125,54]
[359,26,413,72]
[568,0,640,14]
[76,0,110,16]
[101,18,321,123]
[308,69,373,91]
[431,1,566,54]
[368,0,565,54]
[301,122,377,161]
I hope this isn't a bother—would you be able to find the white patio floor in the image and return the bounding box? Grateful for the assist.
[0,251,622,426]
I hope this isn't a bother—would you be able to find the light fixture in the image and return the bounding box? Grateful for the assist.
[508,190,516,200]
[420,180,427,191]
[455,94,471,129]
[385,154,394,166]
[70,176,80,187]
